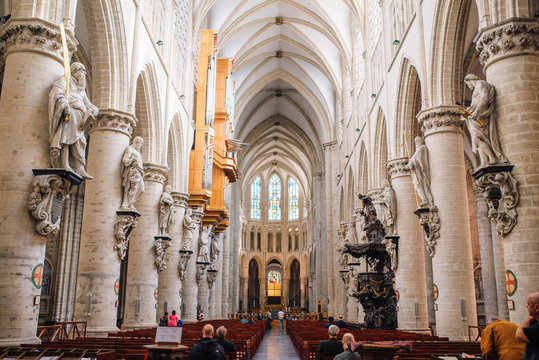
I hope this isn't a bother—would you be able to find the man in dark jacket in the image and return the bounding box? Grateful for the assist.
[335,315,347,328]
[186,324,225,360]
[316,325,344,359]
[216,326,235,353]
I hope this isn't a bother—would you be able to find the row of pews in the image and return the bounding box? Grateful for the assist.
[0,320,267,360]
[286,321,481,360]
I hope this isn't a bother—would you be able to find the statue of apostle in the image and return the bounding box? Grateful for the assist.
[210,232,221,264]
[182,207,197,250]
[121,136,145,211]
[48,62,98,179]
[405,136,434,208]
[463,74,507,168]
[379,180,397,235]
[197,224,212,264]
[158,185,174,236]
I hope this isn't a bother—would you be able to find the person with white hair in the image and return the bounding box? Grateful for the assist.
[216,326,235,353]
[316,324,343,359]
[334,333,361,360]
[480,316,524,360]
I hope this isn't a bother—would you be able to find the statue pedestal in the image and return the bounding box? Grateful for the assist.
[32,168,84,185]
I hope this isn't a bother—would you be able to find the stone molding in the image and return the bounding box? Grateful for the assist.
[387,157,410,179]
[88,109,137,136]
[27,174,72,237]
[476,18,539,68]
[418,106,465,137]
[207,268,218,288]
[0,18,76,62]
[143,163,168,184]
[171,192,189,208]
[323,141,337,151]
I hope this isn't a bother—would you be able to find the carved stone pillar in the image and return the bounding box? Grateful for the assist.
[418,108,477,339]
[156,192,188,322]
[387,158,429,329]
[181,207,203,321]
[473,187,499,321]
[476,18,539,323]
[120,164,167,329]
[0,18,76,346]
[73,109,136,335]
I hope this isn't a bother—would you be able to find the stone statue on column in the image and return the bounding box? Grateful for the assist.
[120,136,145,211]
[379,180,397,235]
[182,207,197,250]
[210,232,221,265]
[48,62,98,179]
[197,224,212,264]
[405,136,434,208]
[158,185,174,236]
[463,74,507,168]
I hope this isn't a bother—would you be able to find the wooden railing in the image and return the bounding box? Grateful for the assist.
[468,325,484,341]
[37,321,87,342]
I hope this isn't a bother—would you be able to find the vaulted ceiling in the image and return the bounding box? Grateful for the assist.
[196,0,362,191]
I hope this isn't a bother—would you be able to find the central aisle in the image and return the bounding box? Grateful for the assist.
[252,325,301,360]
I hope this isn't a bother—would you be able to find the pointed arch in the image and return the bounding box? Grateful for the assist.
[288,176,299,220]
[358,141,369,194]
[250,176,262,219]
[166,114,183,190]
[268,173,282,220]
[373,109,388,188]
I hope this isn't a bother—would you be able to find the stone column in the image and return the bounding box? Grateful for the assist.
[418,107,477,339]
[491,224,509,320]
[476,18,539,323]
[73,110,136,336]
[181,207,203,322]
[197,267,210,317]
[0,18,74,346]
[122,164,167,329]
[473,187,498,320]
[282,278,289,309]
[221,228,230,317]
[259,276,266,311]
[387,158,429,329]
[300,277,307,309]
[241,277,248,312]
[346,297,359,323]
[156,192,188,321]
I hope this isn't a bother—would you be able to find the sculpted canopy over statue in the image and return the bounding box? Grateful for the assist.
[158,185,174,236]
[197,224,212,264]
[405,136,434,208]
[464,74,507,168]
[121,136,145,211]
[49,62,98,179]
[379,180,397,235]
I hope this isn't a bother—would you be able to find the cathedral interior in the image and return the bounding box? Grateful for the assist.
[0,0,538,347]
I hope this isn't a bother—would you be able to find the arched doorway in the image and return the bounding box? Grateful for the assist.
[289,259,300,309]
[267,259,282,306]
[247,259,260,312]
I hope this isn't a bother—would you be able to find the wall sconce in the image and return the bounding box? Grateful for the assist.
[85,293,92,317]
[156,40,164,46]
[371,93,377,98]
[355,128,361,132]
[393,39,400,46]
[135,298,141,316]
[414,302,419,319]
[460,298,466,320]
[179,94,185,100]
[345,155,350,158]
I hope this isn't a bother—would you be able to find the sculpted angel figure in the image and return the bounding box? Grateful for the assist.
[182,207,197,250]
[158,185,174,236]
[197,224,212,263]
[463,74,507,168]
[404,136,434,208]
[49,62,98,179]
[121,136,145,211]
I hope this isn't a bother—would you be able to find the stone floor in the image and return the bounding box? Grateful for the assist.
[252,325,301,359]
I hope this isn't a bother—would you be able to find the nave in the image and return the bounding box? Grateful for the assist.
[252,326,300,360]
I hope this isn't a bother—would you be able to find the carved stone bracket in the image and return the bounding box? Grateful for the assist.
[172,192,189,208]
[88,109,137,136]
[27,169,81,237]
[196,263,207,286]
[475,18,539,68]
[114,210,141,260]
[154,236,171,272]
[207,267,218,289]
[143,163,168,184]
[472,165,519,236]
[178,249,193,281]
[414,206,441,257]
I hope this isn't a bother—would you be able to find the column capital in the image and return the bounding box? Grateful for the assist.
[475,18,539,69]
[0,18,76,62]
[143,163,168,184]
[323,141,337,151]
[171,192,189,208]
[191,206,205,222]
[417,106,465,137]
[89,109,137,136]
[387,157,410,180]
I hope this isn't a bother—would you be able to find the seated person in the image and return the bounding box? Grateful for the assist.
[324,316,335,328]
[247,316,255,324]
[316,325,343,359]
[216,326,235,353]
[240,316,249,324]
[335,315,347,328]
[334,333,361,360]
[480,316,524,360]
[186,324,225,360]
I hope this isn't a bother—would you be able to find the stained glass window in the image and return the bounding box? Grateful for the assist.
[250,176,261,219]
[267,270,282,296]
[268,174,281,220]
[288,178,299,220]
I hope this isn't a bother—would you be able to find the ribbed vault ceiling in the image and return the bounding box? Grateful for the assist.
[197,0,361,190]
